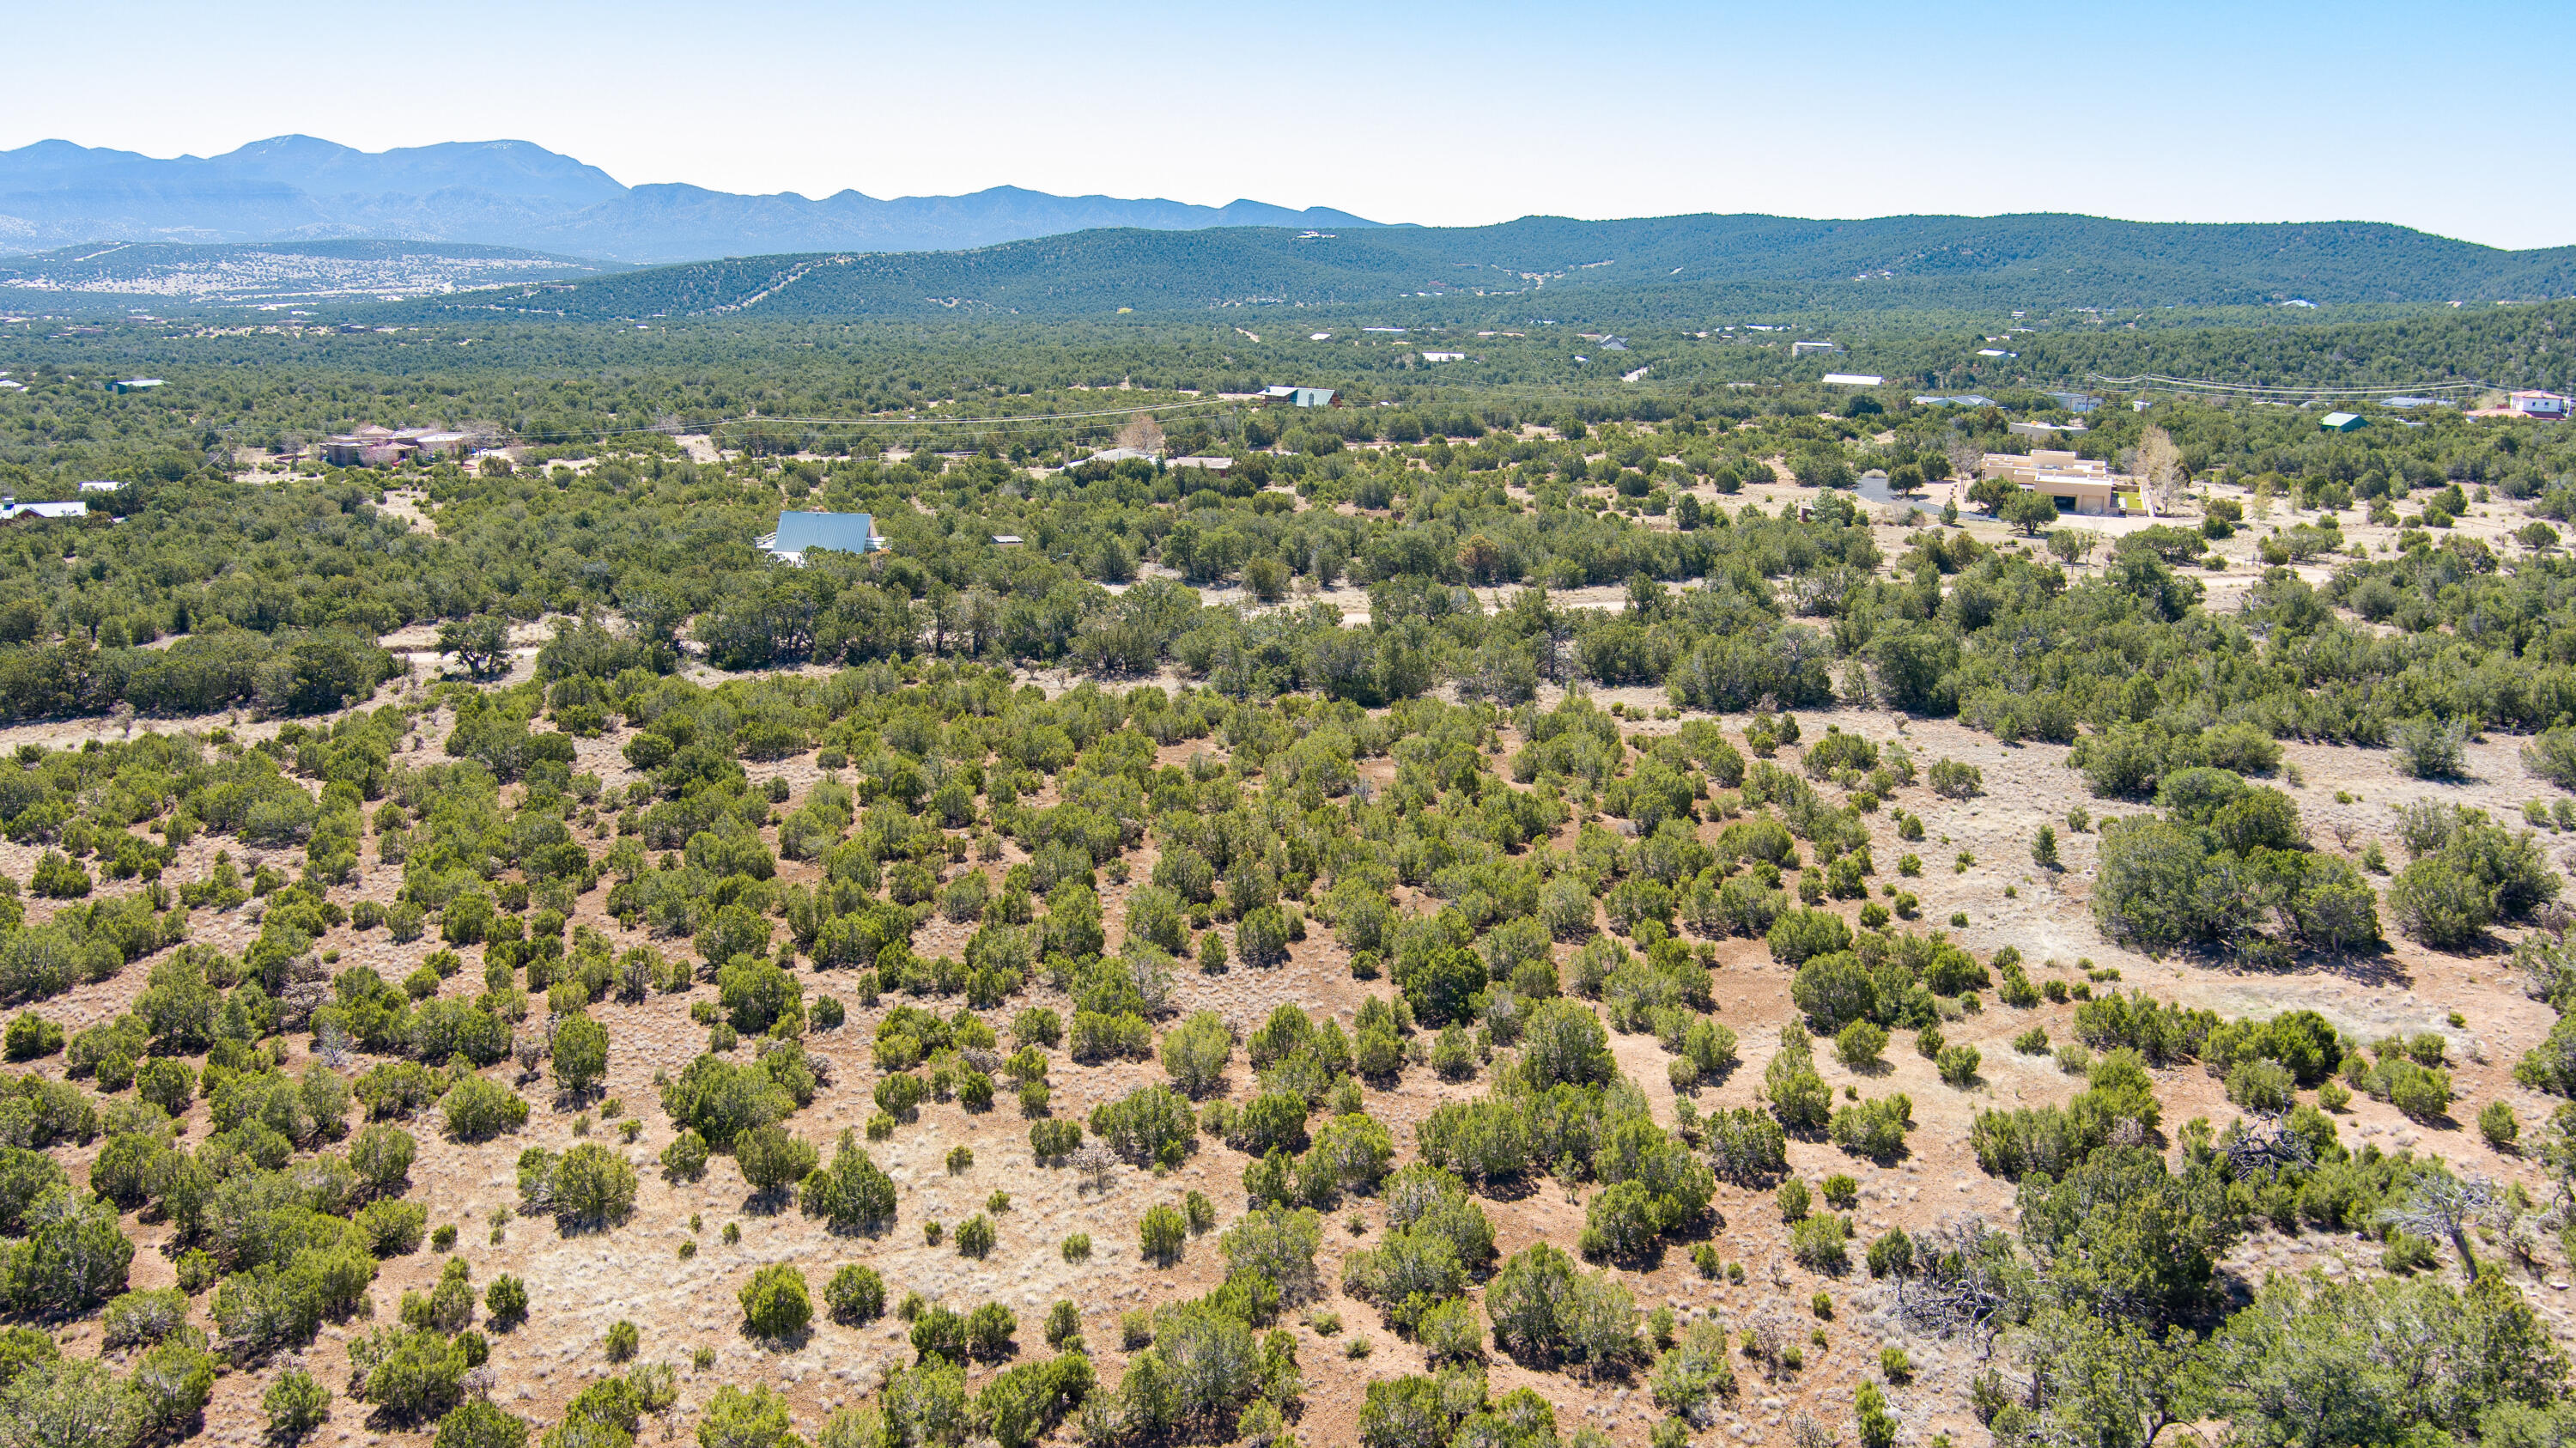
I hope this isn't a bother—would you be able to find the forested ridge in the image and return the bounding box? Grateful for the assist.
[400,213,2576,323]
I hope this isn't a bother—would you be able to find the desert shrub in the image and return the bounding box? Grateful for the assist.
[1091,1084,1196,1168]
[2362,1058,2455,1120]
[2225,1057,2297,1111]
[1228,1092,1311,1158]
[1766,910,1852,966]
[1159,1012,1235,1098]
[356,1062,440,1120]
[1855,1380,1899,1448]
[1484,1243,1640,1370]
[0,1186,133,1315]
[2072,991,2217,1066]
[1705,1107,1789,1183]
[264,1366,334,1441]
[1649,1318,1738,1426]
[128,1332,222,1439]
[347,1324,471,1423]
[1867,1227,1915,1279]
[542,1143,638,1226]
[1139,1204,1188,1265]
[1937,1043,1982,1086]
[1928,759,1984,800]
[550,1013,608,1098]
[1029,1119,1082,1161]
[1582,1181,1668,1263]
[828,1264,886,1323]
[1790,1214,1849,1273]
[910,1305,969,1361]
[438,1076,528,1141]
[355,1198,428,1256]
[1042,1299,1083,1353]
[134,1056,193,1119]
[348,1122,416,1196]
[434,1397,530,1448]
[964,1302,1018,1360]
[1069,1010,1152,1063]
[1220,1205,1325,1305]
[88,1132,169,1210]
[2,1012,61,1062]
[660,1046,812,1146]
[660,1129,710,1182]
[696,1384,796,1448]
[483,1275,527,1327]
[1835,1019,1886,1070]
[736,1125,821,1196]
[801,1130,899,1233]
[102,1287,191,1348]
[29,851,91,899]
[2481,1100,2520,1150]
[739,1263,811,1338]
[1764,1027,1832,1131]
[1418,1295,1485,1365]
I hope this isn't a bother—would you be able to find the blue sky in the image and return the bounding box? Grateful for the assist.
[7,0,2564,247]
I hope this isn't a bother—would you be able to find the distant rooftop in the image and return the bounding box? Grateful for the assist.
[1,499,88,520]
[762,510,880,559]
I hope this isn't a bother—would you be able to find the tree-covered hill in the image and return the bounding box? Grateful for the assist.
[415,213,2576,324]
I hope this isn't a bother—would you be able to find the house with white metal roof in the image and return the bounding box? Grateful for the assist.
[0,498,88,521]
[758,511,882,563]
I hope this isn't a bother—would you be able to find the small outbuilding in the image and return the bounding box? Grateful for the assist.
[2319,412,2367,432]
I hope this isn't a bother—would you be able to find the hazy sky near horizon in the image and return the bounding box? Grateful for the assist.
[6,0,2562,248]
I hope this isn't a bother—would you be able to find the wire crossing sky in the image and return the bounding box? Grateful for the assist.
[4,0,2563,250]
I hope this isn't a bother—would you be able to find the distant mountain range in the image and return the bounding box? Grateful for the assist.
[9,135,2573,323]
[415,213,2576,323]
[0,136,1388,264]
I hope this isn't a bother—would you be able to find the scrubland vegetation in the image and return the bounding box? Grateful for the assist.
[3,304,2576,1448]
